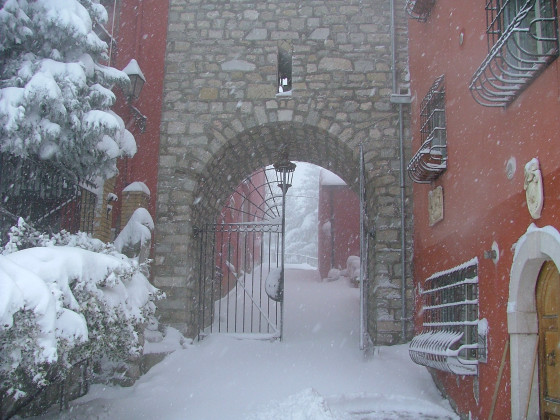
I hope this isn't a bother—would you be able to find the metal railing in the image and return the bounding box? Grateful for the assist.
[0,153,97,243]
[284,253,318,267]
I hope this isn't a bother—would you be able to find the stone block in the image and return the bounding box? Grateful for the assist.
[247,84,276,99]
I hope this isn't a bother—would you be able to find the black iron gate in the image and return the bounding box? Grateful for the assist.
[0,152,97,243]
[196,167,287,339]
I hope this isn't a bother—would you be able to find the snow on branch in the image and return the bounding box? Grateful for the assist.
[0,0,136,180]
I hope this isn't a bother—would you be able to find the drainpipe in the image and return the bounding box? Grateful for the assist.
[389,0,412,342]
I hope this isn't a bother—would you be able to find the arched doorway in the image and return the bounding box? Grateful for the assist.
[508,225,560,419]
[155,114,413,345]
[183,122,364,336]
[195,157,367,345]
[537,261,560,419]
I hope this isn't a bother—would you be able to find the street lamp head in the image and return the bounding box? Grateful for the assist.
[123,59,146,102]
[273,157,296,194]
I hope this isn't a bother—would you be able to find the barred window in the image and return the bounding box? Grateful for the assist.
[405,0,436,21]
[407,75,447,184]
[470,0,559,107]
[409,258,480,376]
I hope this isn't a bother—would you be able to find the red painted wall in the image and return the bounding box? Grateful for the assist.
[318,180,360,280]
[110,0,168,229]
[215,170,267,295]
[409,2,560,418]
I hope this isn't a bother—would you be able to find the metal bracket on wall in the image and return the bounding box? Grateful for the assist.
[390,94,412,104]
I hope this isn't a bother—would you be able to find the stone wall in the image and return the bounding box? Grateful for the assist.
[155,0,413,344]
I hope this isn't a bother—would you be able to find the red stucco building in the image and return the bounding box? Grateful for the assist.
[98,0,167,237]
[407,1,560,418]
[317,170,360,280]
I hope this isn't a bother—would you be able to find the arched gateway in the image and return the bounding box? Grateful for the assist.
[154,0,413,345]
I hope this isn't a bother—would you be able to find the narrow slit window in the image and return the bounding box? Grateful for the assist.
[277,41,292,95]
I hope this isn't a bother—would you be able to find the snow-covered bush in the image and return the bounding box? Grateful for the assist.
[0,0,136,180]
[0,220,162,416]
[114,207,154,262]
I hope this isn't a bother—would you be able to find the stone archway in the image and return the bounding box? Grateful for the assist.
[155,115,412,345]
[153,0,413,344]
[508,225,560,419]
[156,119,365,336]
[192,122,359,226]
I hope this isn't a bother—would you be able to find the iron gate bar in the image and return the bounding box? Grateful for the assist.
[227,260,280,335]
[222,170,283,222]
[196,166,287,339]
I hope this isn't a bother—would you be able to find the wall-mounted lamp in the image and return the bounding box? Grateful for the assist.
[122,59,147,132]
[483,241,500,264]
[123,59,146,101]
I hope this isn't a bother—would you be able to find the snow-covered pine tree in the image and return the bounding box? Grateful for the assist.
[0,0,136,180]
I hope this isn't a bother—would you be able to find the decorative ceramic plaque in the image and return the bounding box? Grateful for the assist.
[524,158,543,220]
[428,186,444,226]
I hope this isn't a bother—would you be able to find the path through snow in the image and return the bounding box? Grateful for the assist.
[36,266,458,419]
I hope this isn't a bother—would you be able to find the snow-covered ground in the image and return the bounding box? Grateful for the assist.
[35,266,457,420]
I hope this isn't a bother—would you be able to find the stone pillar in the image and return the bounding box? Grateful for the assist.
[121,182,151,226]
[93,177,117,243]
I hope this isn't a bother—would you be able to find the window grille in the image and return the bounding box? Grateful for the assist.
[0,153,97,242]
[409,258,480,376]
[469,0,559,107]
[405,0,436,21]
[407,75,447,184]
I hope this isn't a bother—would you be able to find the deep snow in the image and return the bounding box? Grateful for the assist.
[35,266,457,420]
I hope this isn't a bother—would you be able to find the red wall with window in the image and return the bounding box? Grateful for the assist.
[408,1,560,418]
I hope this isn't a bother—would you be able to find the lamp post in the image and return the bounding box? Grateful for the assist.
[273,155,296,341]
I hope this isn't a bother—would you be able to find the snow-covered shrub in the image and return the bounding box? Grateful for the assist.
[114,208,154,263]
[0,0,136,180]
[344,256,361,286]
[0,220,163,416]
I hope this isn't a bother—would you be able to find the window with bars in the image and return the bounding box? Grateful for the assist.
[470,0,559,107]
[405,0,436,21]
[409,258,480,375]
[407,75,447,184]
